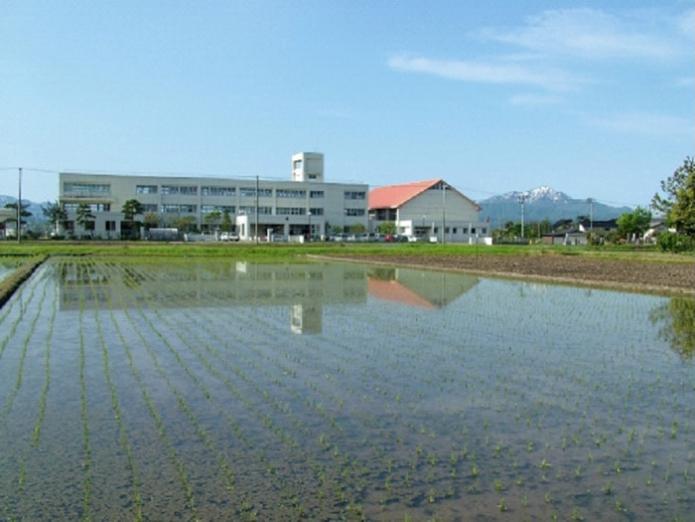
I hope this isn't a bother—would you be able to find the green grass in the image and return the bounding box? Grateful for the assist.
[0,240,693,265]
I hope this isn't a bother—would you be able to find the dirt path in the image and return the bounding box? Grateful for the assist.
[314,253,695,296]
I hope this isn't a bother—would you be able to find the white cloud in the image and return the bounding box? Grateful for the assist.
[388,54,580,91]
[676,76,695,87]
[481,8,680,60]
[589,112,695,137]
[509,93,562,106]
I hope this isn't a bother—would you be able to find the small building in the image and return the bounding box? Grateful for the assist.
[368,179,490,243]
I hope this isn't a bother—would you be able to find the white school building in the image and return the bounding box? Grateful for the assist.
[58,153,368,240]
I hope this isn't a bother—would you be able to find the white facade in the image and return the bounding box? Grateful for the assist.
[58,153,368,240]
[370,181,491,243]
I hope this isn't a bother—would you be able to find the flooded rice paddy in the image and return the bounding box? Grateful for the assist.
[0,257,22,283]
[0,257,694,521]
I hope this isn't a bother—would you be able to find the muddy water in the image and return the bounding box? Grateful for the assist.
[0,258,693,520]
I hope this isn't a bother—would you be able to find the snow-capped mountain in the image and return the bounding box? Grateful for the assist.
[479,186,631,227]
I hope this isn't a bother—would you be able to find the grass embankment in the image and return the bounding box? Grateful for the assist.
[0,256,48,308]
[1,240,693,263]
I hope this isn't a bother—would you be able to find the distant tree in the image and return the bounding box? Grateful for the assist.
[652,157,695,238]
[221,209,233,232]
[204,210,222,232]
[143,212,160,231]
[348,223,366,234]
[75,203,96,237]
[41,201,67,235]
[4,201,32,225]
[617,207,652,240]
[377,221,396,235]
[121,199,144,239]
[173,215,197,233]
[331,225,344,235]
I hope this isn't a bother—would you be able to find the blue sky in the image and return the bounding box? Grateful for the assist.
[1,1,693,207]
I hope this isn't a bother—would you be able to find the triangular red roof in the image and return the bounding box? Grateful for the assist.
[368,179,441,210]
[369,178,480,210]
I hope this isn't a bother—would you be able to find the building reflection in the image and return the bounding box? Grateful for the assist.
[58,261,479,334]
[367,266,479,309]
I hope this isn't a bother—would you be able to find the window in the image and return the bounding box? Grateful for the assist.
[105,221,116,232]
[308,174,317,180]
[471,227,476,234]
[344,191,366,200]
[345,208,365,216]
[136,185,158,194]
[141,204,158,213]
[445,227,450,233]
[277,189,306,198]
[63,183,110,196]
[310,190,324,198]
[239,206,272,215]
[161,185,197,195]
[277,207,306,215]
[201,186,235,197]
[293,159,303,170]
[481,228,487,234]
[63,203,110,212]
[161,204,197,213]
[240,187,273,198]
[309,208,323,216]
[453,227,457,234]
[201,205,235,214]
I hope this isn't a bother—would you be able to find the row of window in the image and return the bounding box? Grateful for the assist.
[431,226,487,235]
[133,185,347,199]
[64,182,363,200]
[63,203,111,212]
[63,183,111,195]
[123,205,358,216]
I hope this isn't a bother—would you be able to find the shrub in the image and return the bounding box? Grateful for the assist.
[657,232,695,253]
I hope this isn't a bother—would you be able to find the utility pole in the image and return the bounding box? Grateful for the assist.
[441,181,446,245]
[587,198,594,233]
[255,175,259,245]
[17,167,22,243]
[518,193,528,239]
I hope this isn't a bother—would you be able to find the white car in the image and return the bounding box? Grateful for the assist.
[219,232,240,241]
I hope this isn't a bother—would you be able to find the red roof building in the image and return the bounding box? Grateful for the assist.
[368,179,489,243]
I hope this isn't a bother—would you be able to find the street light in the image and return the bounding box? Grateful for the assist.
[307,211,312,242]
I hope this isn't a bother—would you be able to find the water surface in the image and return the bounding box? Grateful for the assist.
[0,258,693,520]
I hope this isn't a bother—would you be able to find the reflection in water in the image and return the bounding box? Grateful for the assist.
[367,267,478,309]
[59,261,479,334]
[650,297,695,359]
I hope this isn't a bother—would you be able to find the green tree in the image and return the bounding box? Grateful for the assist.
[348,223,366,234]
[204,210,222,232]
[377,221,396,235]
[4,201,32,225]
[220,209,233,232]
[41,201,67,235]
[75,203,96,237]
[120,199,144,239]
[652,157,695,238]
[143,212,160,231]
[173,215,197,233]
[616,207,651,240]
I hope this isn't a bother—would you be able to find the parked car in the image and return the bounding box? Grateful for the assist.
[219,232,240,241]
